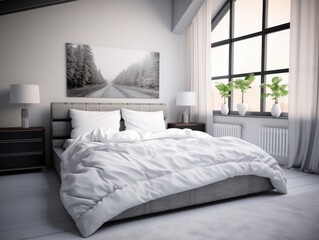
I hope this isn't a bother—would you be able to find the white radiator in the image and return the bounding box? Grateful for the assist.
[259,127,288,158]
[213,123,242,138]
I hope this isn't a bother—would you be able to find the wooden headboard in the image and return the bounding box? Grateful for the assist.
[51,102,167,148]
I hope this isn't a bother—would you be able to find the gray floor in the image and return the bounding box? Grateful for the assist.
[0,168,319,240]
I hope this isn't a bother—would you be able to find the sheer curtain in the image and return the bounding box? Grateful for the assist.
[187,0,213,135]
[288,0,319,173]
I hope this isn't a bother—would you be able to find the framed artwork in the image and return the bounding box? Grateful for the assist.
[66,43,159,98]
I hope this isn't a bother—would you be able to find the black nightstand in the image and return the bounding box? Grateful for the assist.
[167,123,206,132]
[0,127,46,173]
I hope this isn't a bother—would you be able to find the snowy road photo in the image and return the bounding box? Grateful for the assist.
[66,43,159,98]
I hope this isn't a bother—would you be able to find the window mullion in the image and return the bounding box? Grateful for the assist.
[229,0,234,112]
[260,0,268,112]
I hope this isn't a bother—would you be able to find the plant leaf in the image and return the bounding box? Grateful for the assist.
[261,93,271,98]
[272,76,282,84]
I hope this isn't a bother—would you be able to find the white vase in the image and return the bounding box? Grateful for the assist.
[271,103,281,117]
[237,103,248,116]
[221,103,229,115]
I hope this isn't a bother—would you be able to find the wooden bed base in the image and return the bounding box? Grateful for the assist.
[51,102,274,222]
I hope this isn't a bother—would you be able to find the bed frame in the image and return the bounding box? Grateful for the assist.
[51,102,274,222]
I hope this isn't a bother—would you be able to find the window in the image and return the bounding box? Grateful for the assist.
[211,0,290,116]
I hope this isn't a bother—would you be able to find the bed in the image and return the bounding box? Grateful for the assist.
[51,102,287,238]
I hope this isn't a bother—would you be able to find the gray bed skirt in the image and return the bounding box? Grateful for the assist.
[51,102,274,222]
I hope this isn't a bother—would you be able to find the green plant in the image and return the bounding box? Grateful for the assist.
[260,76,288,104]
[233,73,255,103]
[215,82,233,104]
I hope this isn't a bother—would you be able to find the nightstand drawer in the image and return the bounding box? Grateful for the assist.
[0,128,43,141]
[0,154,44,170]
[0,140,44,154]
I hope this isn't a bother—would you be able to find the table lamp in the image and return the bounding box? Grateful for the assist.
[10,84,40,128]
[176,91,197,123]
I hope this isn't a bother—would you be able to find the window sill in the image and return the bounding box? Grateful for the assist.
[213,112,288,119]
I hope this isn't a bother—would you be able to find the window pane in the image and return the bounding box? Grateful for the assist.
[265,73,289,112]
[234,0,262,37]
[211,45,229,77]
[267,0,291,28]
[211,11,230,43]
[233,37,261,74]
[266,30,290,70]
[212,79,229,110]
[232,76,261,112]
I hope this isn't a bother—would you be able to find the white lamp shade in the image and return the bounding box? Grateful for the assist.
[176,91,197,106]
[10,84,40,104]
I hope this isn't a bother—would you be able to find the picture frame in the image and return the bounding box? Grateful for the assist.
[66,43,159,98]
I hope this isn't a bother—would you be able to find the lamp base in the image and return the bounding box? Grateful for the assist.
[182,107,190,123]
[21,108,29,128]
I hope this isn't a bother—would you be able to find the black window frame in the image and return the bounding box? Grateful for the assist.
[211,0,290,117]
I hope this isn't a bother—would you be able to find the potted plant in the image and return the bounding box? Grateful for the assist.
[260,76,288,117]
[215,82,233,115]
[233,73,255,116]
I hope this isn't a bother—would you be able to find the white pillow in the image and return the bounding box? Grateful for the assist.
[70,109,121,138]
[121,108,166,134]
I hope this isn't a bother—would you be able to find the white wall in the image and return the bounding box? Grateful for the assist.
[0,0,187,164]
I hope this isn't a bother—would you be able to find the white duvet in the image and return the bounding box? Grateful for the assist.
[61,128,287,237]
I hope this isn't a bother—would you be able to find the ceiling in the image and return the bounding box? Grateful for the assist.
[0,0,77,16]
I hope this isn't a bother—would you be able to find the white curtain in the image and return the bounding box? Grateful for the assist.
[187,0,213,135]
[288,0,319,173]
